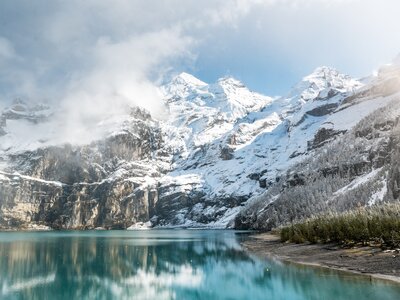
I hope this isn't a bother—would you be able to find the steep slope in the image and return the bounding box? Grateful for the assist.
[162,72,273,150]
[153,67,364,227]
[0,107,168,229]
[1,61,399,230]
[235,63,400,230]
[0,72,274,229]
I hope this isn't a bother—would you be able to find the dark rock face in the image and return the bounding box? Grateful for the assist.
[0,174,63,228]
[235,99,400,232]
[315,88,339,100]
[306,103,339,117]
[235,65,400,232]
[0,102,245,229]
[220,146,234,160]
[289,151,304,159]
[1,66,399,230]
[154,187,206,226]
[308,127,346,150]
[259,179,267,188]
[0,109,165,230]
[0,172,158,229]
[247,173,261,181]
[286,173,306,187]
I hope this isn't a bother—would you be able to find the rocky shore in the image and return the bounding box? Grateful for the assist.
[242,233,400,284]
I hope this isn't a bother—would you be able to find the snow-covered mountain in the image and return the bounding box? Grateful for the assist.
[1,59,400,230]
[236,61,400,230]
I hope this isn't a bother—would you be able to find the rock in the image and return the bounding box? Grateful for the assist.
[308,128,346,150]
[220,146,234,160]
[306,103,339,117]
[1,64,398,230]
[248,173,260,181]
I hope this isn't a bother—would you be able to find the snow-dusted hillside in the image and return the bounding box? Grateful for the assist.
[236,62,400,230]
[1,59,400,230]
[154,66,367,227]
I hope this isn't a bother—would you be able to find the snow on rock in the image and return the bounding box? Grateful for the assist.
[332,168,383,198]
[163,72,208,99]
[162,73,273,149]
[2,62,399,229]
[368,177,387,206]
[127,221,152,230]
[148,67,370,227]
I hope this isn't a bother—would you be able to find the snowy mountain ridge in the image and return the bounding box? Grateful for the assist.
[1,60,400,230]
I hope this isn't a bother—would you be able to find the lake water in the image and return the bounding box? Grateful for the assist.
[0,230,399,300]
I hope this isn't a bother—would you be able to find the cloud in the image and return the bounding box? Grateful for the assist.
[47,1,252,145]
[0,37,16,61]
[189,0,400,94]
[57,28,193,143]
[0,0,400,147]
[0,0,262,146]
[0,0,261,101]
[0,1,267,105]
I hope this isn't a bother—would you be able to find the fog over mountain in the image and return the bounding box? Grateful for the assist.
[1,1,400,229]
[1,55,400,229]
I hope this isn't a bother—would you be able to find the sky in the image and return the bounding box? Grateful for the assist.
[0,0,400,112]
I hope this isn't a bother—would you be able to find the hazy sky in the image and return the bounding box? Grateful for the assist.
[0,0,400,105]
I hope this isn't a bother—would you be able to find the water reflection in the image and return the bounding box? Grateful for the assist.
[0,230,399,300]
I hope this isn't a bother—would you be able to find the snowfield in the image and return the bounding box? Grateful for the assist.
[1,58,400,229]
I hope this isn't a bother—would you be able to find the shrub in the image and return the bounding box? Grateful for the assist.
[278,202,400,248]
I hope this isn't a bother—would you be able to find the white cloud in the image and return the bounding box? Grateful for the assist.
[0,37,15,61]
[57,28,193,144]
[0,0,262,146]
[1,0,400,147]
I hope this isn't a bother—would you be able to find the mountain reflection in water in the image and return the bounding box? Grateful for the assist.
[0,230,399,300]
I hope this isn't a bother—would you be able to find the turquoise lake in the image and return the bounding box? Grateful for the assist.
[0,230,399,300]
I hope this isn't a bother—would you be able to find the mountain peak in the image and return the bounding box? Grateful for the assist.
[163,72,207,100]
[211,77,248,96]
[303,66,347,84]
[288,66,361,101]
[217,76,245,87]
[172,72,207,87]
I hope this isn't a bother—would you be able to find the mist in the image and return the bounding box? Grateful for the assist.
[1,0,400,148]
[0,0,250,147]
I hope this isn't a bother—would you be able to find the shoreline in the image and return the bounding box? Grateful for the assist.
[242,233,400,285]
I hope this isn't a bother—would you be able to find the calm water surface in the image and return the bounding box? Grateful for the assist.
[0,230,399,300]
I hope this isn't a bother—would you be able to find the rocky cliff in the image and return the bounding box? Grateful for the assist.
[1,60,400,230]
